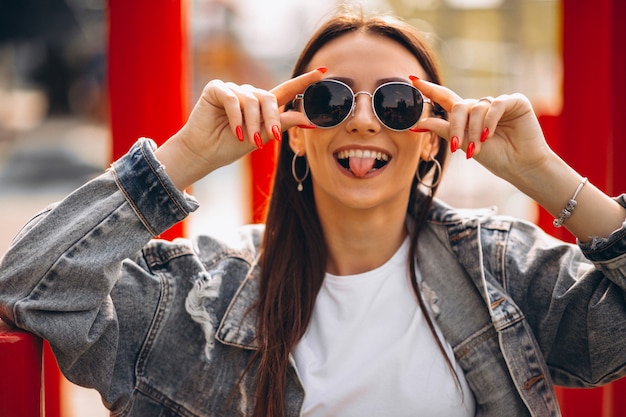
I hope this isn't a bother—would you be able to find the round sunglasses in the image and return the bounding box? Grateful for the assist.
[294,79,431,131]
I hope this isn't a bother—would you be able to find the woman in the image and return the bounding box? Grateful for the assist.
[1,9,625,417]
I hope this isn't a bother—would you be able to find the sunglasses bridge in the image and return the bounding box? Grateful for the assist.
[350,90,384,118]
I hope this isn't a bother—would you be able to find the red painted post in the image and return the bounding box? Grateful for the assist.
[608,0,626,200]
[26,3,193,415]
[107,0,190,239]
[0,320,43,417]
[0,6,193,416]
[540,1,626,416]
[43,342,62,417]
[249,142,278,223]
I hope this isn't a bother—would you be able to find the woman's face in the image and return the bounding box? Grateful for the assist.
[290,31,436,218]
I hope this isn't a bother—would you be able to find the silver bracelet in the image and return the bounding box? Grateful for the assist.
[553,177,588,228]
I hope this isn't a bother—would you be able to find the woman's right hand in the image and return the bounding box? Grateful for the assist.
[154,68,326,190]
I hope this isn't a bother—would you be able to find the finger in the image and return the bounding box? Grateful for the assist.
[411,117,450,141]
[467,99,491,156]
[409,76,462,113]
[482,96,506,143]
[471,95,517,158]
[255,86,309,146]
[280,108,312,130]
[234,84,266,148]
[270,67,327,107]
[204,80,245,140]
[447,99,474,153]
[257,92,282,143]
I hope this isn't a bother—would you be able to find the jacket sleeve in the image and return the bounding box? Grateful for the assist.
[503,197,626,387]
[0,138,198,408]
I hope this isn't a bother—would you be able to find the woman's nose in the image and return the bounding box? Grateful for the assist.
[346,92,380,134]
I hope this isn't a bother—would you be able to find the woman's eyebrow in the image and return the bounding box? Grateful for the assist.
[330,76,411,88]
[331,76,354,87]
[378,77,410,84]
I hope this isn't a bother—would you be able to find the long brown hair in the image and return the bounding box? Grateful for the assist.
[251,9,450,417]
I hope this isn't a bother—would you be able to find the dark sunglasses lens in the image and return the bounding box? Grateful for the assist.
[303,81,353,127]
[374,83,423,130]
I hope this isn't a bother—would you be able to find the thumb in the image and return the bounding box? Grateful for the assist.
[280,109,311,130]
[413,117,450,141]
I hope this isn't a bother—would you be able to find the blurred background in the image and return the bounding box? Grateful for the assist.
[0,0,560,415]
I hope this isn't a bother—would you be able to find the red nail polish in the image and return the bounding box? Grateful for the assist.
[316,66,328,74]
[480,127,489,143]
[272,125,282,142]
[409,127,430,133]
[409,75,420,82]
[450,136,459,153]
[236,125,244,142]
[297,124,317,129]
[254,132,263,149]
[466,142,475,159]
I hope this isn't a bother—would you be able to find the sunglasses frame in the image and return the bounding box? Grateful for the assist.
[294,79,431,132]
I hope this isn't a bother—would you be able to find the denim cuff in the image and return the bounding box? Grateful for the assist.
[111,138,199,236]
[578,194,626,262]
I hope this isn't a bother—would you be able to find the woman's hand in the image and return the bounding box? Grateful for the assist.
[410,77,553,185]
[155,68,325,191]
[411,77,625,240]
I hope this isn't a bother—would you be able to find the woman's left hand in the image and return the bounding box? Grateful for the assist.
[410,77,554,185]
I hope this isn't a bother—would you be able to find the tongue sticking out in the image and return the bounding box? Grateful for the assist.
[349,157,376,177]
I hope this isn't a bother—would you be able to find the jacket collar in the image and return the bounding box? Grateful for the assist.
[214,198,503,351]
[426,200,525,330]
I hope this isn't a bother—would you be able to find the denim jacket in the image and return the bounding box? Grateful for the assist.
[1,138,625,417]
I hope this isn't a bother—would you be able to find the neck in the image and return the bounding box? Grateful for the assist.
[317,202,409,276]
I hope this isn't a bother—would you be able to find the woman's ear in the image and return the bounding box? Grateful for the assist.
[288,126,306,155]
[420,131,440,160]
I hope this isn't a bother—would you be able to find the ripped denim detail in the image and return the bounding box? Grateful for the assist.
[421,280,441,317]
[185,270,223,360]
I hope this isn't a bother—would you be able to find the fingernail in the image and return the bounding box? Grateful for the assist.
[316,66,328,74]
[466,142,475,159]
[297,124,317,129]
[254,132,263,149]
[409,127,430,133]
[236,125,244,142]
[272,125,282,142]
[480,127,489,143]
[409,75,420,82]
[450,136,459,153]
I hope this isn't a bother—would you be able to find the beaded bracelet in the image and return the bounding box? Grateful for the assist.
[553,177,588,228]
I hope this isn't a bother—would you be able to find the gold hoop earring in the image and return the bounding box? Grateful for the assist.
[292,152,310,192]
[416,157,442,189]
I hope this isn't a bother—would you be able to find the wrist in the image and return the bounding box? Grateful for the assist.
[511,150,576,215]
[513,152,625,241]
[154,133,208,191]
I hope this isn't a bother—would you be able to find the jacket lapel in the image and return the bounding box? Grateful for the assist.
[215,256,261,350]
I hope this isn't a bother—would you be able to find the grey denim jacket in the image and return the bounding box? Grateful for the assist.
[1,138,625,417]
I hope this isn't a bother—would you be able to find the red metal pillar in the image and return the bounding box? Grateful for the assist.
[539,0,626,415]
[0,320,43,417]
[0,6,193,416]
[43,342,61,417]
[249,142,278,223]
[107,0,190,239]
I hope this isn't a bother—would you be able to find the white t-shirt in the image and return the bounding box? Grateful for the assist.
[292,238,475,417]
